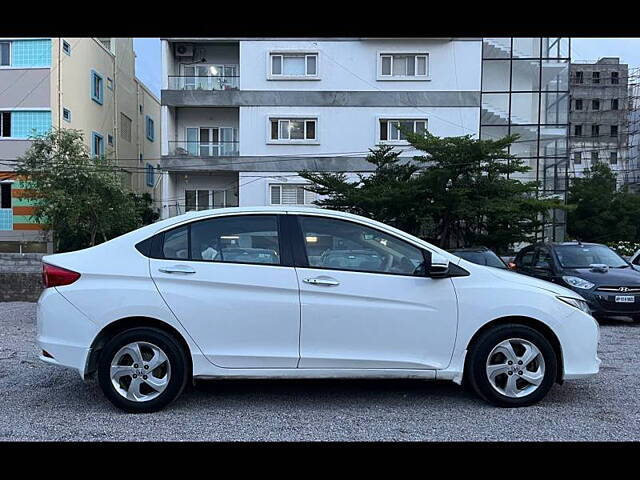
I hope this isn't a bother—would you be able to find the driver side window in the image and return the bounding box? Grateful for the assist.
[298,216,425,275]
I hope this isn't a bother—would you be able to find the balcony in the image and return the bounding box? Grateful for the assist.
[168,141,239,157]
[167,75,239,91]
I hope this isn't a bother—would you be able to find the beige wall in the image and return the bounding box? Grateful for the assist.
[51,38,161,215]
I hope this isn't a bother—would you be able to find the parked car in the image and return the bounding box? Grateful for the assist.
[514,241,640,321]
[37,207,599,412]
[448,246,510,269]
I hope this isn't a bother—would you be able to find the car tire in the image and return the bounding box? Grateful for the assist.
[97,327,189,413]
[466,324,557,408]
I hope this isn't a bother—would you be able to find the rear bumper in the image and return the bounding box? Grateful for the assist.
[36,288,98,379]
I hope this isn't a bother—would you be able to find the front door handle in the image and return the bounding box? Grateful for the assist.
[303,276,340,286]
[158,265,196,274]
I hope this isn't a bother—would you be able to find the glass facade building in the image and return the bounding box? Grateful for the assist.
[481,38,570,242]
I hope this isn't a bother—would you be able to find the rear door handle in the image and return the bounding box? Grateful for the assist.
[303,276,340,286]
[158,265,196,274]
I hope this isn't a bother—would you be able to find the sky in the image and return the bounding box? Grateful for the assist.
[132,38,640,98]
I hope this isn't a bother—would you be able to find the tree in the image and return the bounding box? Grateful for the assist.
[300,132,563,252]
[16,128,148,252]
[567,162,640,243]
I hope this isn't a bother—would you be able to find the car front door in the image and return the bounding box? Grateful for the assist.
[149,214,300,368]
[290,214,458,370]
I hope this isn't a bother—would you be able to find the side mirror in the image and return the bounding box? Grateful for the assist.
[427,251,451,278]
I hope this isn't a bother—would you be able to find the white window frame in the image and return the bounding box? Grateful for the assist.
[377,51,429,81]
[184,126,238,156]
[269,183,316,206]
[0,41,11,68]
[266,115,319,145]
[180,63,238,90]
[376,117,428,145]
[267,51,320,80]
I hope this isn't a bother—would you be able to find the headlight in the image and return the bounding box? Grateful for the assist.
[557,296,592,315]
[562,276,595,290]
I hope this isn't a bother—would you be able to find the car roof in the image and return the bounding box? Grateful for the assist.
[449,246,491,252]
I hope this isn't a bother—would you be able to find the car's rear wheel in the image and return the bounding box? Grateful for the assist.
[97,327,189,413]
[466,324,557,407]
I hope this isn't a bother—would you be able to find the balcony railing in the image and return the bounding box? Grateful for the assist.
[168,141,239,157]
[167,75,239,91]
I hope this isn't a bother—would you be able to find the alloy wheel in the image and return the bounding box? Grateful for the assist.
[485,338,545,398]
[110,341,171,402]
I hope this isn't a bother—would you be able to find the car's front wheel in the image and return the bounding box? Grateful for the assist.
[466,324,557,407]
[97,327,189,413]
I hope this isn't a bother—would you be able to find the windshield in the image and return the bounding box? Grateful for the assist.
[555,245,628,269]
[454,250,507,269]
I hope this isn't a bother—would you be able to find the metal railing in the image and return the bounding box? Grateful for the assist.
[168,141,239,157]
[167,75,239,91]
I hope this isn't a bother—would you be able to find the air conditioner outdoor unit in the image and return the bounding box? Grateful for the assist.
[175,44,194,57]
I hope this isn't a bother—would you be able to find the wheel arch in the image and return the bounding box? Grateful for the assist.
[85,316,193,379]
[463,316,564,384]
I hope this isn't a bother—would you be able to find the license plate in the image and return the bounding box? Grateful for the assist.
[615,295,635,303]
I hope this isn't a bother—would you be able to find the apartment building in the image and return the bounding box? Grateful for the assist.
[569,58,629,187]
[160,37,570,241]
[0,38,161,252]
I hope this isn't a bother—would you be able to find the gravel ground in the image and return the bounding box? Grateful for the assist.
[1,301,639,441]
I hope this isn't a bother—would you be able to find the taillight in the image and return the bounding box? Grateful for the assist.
[508,262,517,270]
[42,263,81,288]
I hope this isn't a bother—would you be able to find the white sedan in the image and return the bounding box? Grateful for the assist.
[37,207,600,412]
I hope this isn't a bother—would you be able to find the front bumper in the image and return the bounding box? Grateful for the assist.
[556,308,601,380]
[576,289,640,318]
[36,288,99,379]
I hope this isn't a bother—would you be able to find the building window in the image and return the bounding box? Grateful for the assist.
[592,71,600,84]
[574,99,583,110]
[592,99,600,111]
[610,152,618,165]
[0,183,10,208]
[107,134,113,146]
[379,53,428,79]
[0,42,10,66]
[0,112,11,137]
[575,71,583,84]
[591,125,600,137]
[0,183,11,231]
[62,40,71,56]
[62,108,71,123]
[184,190,229,211]
[185,127,238,156]
[91,132,104,158]
[379,119,427,142]
[145,116,154,141]
[146,163,154,187]
[10,111,51,138]
[573,152,582,165]
[107,77,114,90]
[269,118,317,143]
[591,151,599,163]
[611,71,619,85]
[10,39,51,67]
[91,70,104,105]
[139,104,143,114]
[611,125,618,137]
[270,184,315,205]
[574,124,582,137]
[269,52,318,78]
[120,113,132,142]
[612,98,619,110]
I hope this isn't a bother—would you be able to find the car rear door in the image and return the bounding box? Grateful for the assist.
[149,213,301,368]
[289,214,458,370]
